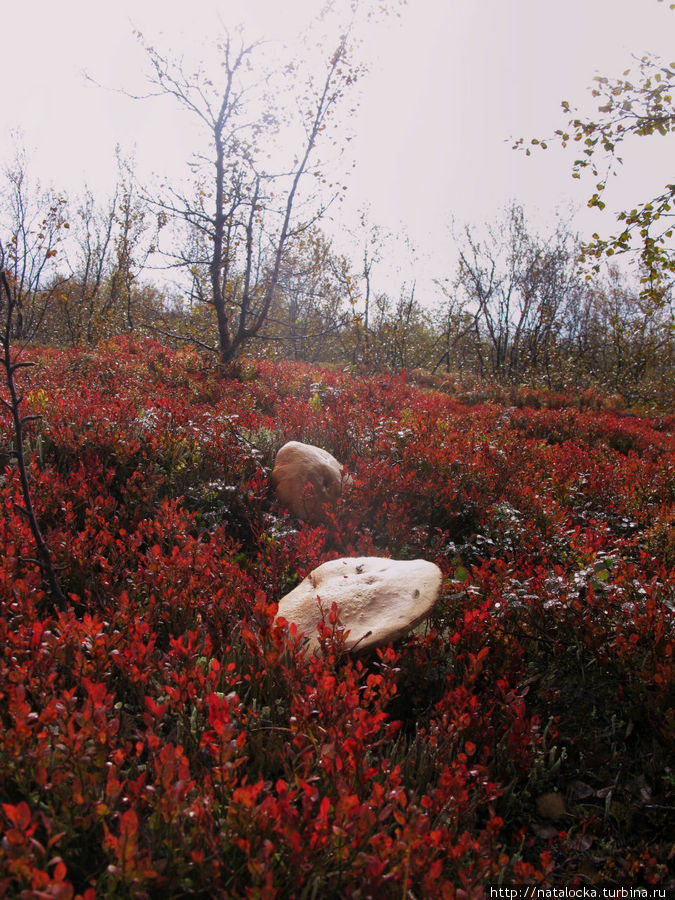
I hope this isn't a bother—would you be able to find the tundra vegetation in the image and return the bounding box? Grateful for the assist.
[0,6,673,898]
[0,339,673,896]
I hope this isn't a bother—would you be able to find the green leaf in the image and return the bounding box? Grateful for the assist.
[454,565,469,584]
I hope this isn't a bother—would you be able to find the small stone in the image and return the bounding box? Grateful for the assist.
[276,556,443,654]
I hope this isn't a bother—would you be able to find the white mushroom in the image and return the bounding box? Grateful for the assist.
[276,556,443,654]
[271,441,347,522]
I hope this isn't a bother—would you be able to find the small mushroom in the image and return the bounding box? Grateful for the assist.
[276,556,442,654]
[271,441,348,522]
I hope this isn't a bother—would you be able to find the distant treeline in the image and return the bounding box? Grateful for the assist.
[1,155,672,407]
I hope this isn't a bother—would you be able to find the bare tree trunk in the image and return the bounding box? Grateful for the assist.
[140,28,356,366]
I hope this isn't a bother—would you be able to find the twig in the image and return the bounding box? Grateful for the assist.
[0,269,67,610]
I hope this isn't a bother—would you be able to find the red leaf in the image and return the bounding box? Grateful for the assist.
[2,801,31,831]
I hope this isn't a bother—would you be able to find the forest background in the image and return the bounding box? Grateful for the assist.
[0,0,672,405]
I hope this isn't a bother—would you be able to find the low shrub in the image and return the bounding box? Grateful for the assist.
[0,339,672,895]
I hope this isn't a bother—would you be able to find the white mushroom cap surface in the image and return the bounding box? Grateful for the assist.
[271,441,346,522]
[276,556,443,653]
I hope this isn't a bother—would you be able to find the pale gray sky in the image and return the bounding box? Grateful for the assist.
[1,0,673,293]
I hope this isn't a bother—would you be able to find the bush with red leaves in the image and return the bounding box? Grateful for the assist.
[0,337,672,896]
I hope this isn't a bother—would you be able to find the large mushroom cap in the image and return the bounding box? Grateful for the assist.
[276,556,443,654]
[271,441,346,522]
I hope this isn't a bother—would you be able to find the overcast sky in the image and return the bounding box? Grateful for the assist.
[1,0,673,294]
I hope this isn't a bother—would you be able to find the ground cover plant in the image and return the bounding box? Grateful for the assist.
[0,336,673,898]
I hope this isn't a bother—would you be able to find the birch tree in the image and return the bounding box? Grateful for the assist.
[139,26,361,364]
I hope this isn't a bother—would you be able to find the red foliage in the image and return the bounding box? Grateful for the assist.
[0,338,672,896]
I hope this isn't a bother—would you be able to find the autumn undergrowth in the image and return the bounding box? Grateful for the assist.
[0,336,673,898]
